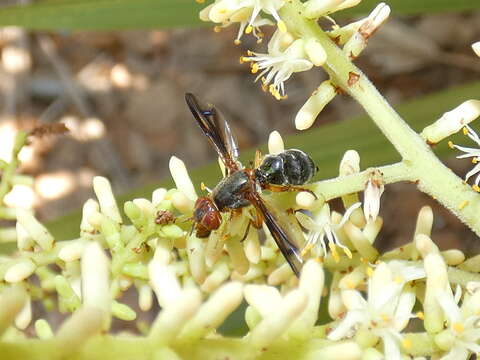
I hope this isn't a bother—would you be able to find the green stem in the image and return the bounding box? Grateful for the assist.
[310,161,412,201]
[280,1,480,236]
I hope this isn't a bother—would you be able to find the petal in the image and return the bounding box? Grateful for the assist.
[381,332,402,360]
[464,163,480,182]
[439,346,469,360]
[327,310,365,341]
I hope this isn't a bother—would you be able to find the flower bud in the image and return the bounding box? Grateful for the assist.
[5,259,36,283]
[421,100,480,144]
[295,81,336,130]
[169,156,197,202]
[268,130,284,155]
[305,38,327,66]
[93,176,122,224]
[472,41,480,57]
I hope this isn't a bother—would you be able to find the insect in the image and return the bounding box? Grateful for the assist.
[185,93,317,276]
[155,210,176,225]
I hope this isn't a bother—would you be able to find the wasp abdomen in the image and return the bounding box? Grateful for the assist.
[256,149,317,186]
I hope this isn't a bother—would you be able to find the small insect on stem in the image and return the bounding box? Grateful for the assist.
[155,210,175,225]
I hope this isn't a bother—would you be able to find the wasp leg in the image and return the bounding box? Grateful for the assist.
[250,207,263,229]
[263,184,318,199]
[240,221,251,242]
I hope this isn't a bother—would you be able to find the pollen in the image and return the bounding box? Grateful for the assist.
[342,247,353,259]
[458,200,469,210]
[448,141,454,149]
[366,267,373,277]
[473,184,480,192]
[329,242,340,263]
[251,63,259,74]
[402,338,412,349]
[346,279,355,289]
[463,127,469,135]
[453,322,465,334]
[245,25,253,34]
[380,313,390,322]
[277,20,287,33]
[472,158,478,164]
[234,39,241,45]
[416,311,424,320]
[301,243,314,257]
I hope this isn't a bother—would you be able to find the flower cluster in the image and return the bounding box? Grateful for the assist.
[0,125,479,360]
[200,0,390,130]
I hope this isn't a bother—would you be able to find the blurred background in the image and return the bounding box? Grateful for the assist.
[0,1,479,252]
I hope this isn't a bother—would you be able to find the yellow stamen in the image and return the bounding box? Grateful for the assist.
[459,200,469,210]
[251,63,259,74]
[394,275,404,284]
[346,279,355,289]
[453,322,465,334]
[213,26,222,33]
[366,267,374,277]
[343,247,353,259]
[301,243,314,257]
[380,313,390,322]
[247,50,253,56]
[463,127,469,135]
[314,257,323,263]
[234,39,241,45]
[245,25,253,34]
[473,158,478,164]
[329,242,340,263]
[402,338,412,349]
[448,141,454,149]
[473,184,480,192]
[416,311,424,320]
[277,20,287,33]
[200,182,207,191]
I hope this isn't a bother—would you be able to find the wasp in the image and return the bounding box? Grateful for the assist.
[185,93,317,276]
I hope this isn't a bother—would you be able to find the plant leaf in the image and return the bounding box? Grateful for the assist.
[46,81,480,240]
[0,0,478,30]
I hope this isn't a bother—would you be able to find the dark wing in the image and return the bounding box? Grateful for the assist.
[185,93,240,174]
[249,191,303,277]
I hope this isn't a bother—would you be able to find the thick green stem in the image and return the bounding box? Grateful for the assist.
[310,161,412,201]
[280,1,480,236]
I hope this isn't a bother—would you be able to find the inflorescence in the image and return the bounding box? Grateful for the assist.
[0,0,479,359]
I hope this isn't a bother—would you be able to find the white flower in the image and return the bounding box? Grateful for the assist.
[435,288,480,360]
[200,0,286,43]
[296,202,360,261]
[363,170,384,222]
[242,35,313,99]
[328,262,419,360]
[449,125,480,189]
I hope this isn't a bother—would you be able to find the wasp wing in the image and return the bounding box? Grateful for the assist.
[249,191,304,277]
[185,93,240,174]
